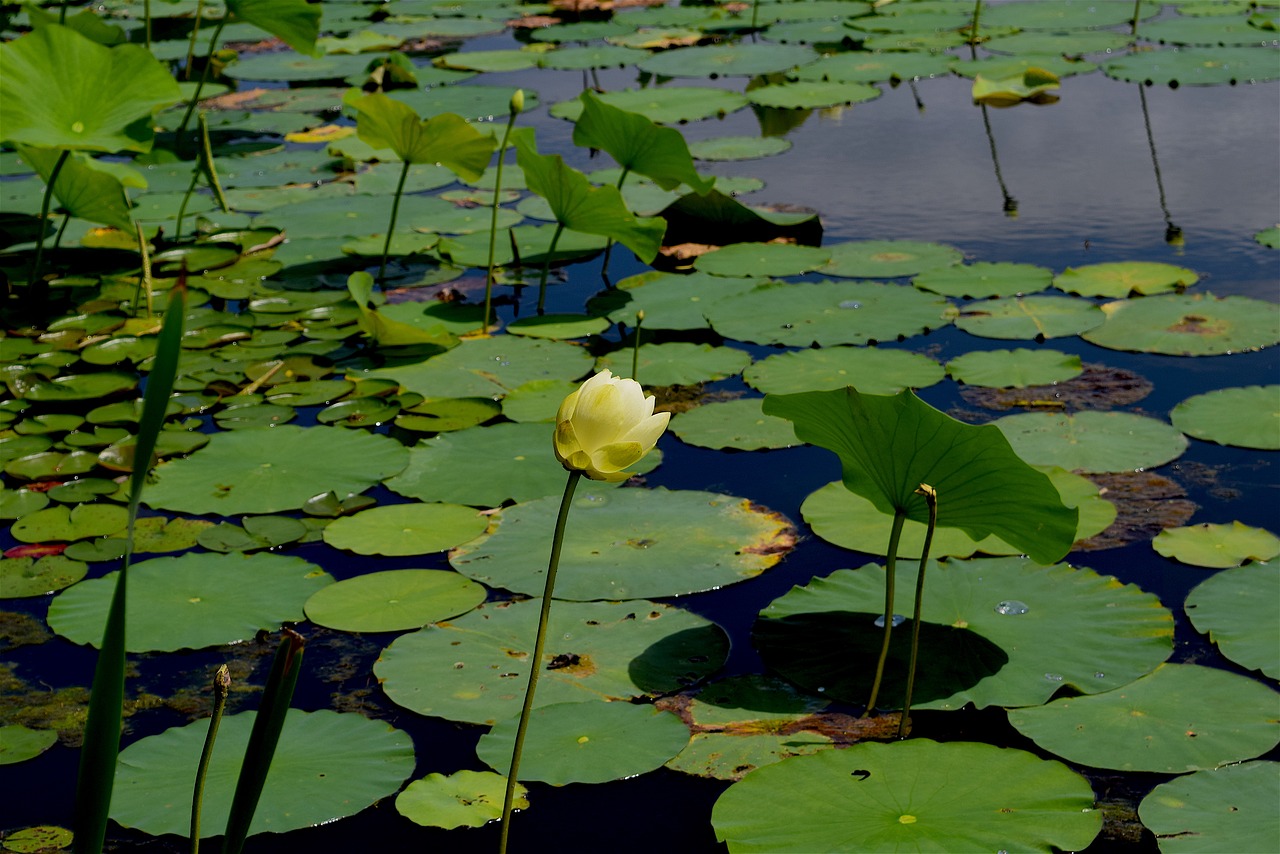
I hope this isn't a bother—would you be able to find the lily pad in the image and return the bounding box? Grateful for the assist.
[669,398,801,451]
[1154,521,1280,569]
[995,410,1188,472]
[946,348,1083,388]
[588,270,759,331]
[10,503,128,544]
[597,343,751,388]
[396,770,528,830]
[1054,262,1200,298]
[450,488,796,601]
[1082,293,1280,356]
[694,243,831,278]
[394,396,502,434]
[711,739,1101,853]
[0,724,58,765]
[322,502,487,557]
[637,43,815,79]
[145,425,409,515]
[1008,663,1280,773]
[360,336,594,400]
[506,314,611,340]
[1185,563,1280,679]
[110,710,413,837]
[433,49,538,73]
[913,261,1054,299]
[745,81,881,110]
[821,240,963,279]
[1139,761,1279,854]
[744,347,944,396]
[375,598,729,725]
[1170,385,1280,450]
[688,136,792,162]
[549,87,749,125]
[0,556,88,598]
[790,51,952,84]
[304,569,487,633]
[956,295,1105,340]
[47,552,332,652]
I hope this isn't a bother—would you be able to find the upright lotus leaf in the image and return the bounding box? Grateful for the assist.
[18,145,138,232]
[346,92,495,179]
[514,131,666,264]
[763,388,1077,565]
[27,4,128,46]
[572,89,715,193]
[226,0,322,57]
[0,24,181,153]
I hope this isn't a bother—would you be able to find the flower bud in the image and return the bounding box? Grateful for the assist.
[553,370,669,482]
[509,89,525,116]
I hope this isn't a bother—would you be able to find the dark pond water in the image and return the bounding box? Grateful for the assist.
[2,4,1278,853]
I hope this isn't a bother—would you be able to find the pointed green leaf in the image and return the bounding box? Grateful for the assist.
[347,92,495,179]
[227,0,322,58]
[572,89,714,193]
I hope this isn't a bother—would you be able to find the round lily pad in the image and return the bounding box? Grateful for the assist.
[549,87,749,124]
[221,51,371,82]
[433,49,537,73]
[1139,761,1279,854]
[0,724,57,765]
[0,825,74,852]
[394,396,502,433]
[1185,563,1280,679]
[745,81,881,110]
[688,136,792,162]
[1054,261,1199,298]
[7,371,136,402]
[983,0,1139,29]
[913,261,1054,299]
[1171,385,1279,450]
[478,701,690,785]
[397,770,528,830]
[47,553,333,652]
[539,45,638,70]
[669,398,801,451]
[375,598,729,725]
[304,569,486,633]
[506,314,611,340]
[1008,663,1280,773]
[596,343,752,387]
[821,240,963,279]
[995,410,1188,472]
[1081,292,1280,356]
[791,50,952,83]
[110,710,414,837]
[10,503,128,544]
[956,295,1105,340]
[755,557,1172,711]
[145,425,409,515]
[694,242,831,278]
[450,488,796,601]
[1104,46,1280,86]
[744,346,944,396]
[946,348,1083,388]
[1154,521,1280,569]
[589,270,759,331]
[322,502,487,557]
[711,739,1101,853]
[637,43,815,78]
[1256,226,1280,249]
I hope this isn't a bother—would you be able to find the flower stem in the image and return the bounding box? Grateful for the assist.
[483,116,518,335]
[535,223,565,315]
[899,484,937,738]
[173,16,227,156]
[499,469,581,854]
[190,665,230,854]
[864,507,906,716]
[630,310,644,381]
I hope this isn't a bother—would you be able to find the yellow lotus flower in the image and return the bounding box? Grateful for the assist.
[553,370,669,482]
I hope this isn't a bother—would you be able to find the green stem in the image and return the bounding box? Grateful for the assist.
[630,310,644,381]
[378,159,412,285]
[899,485,937,739]
[535,223,565,315]
[484,116,519,335]
[1131,0,1142,37]
[185,0,206,81]
[499,469,582,854]
[970,0,982,43]
[191,665,231,854]
[864,508,907,716]
[600,167,631,279]
[52,212,71,256]
[144,0,152,51]
[173,16,227,155]
[28,149,70,293]
[175,153,202,241]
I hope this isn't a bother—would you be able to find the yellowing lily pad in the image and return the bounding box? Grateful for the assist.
[1055,262,1200,298]
[0,556,88,598]
[396,770,528,830]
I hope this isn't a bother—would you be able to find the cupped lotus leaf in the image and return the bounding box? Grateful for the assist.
[711,740,1101,853]
[572,90,714,194]
[506,314,611,340]
[637,43,815,78]
[515,132,666,264]
[688,136,791,161]
[450,489,796,601]
[433,49,538,73]
[1008,663,1280,773]
[957,297,1101,342]
[745,81,881,110]
[375,598,729,725]
[946,348,1083,388]
[0,724,58,765]
[347,272,458,349]
[1140,761,1280,854]
[346,93,495,179]
[596,343,751,388]
[18,146,135,231]
[478,701,689,785]
[588,270,759,331]
[1171,385,1280,450]
[973,66,1061,105]
[913,261,1054,299]
[304,569,487,633]
[994,410,1188,473]
[744,346,944,396]
[321,502,487,557]
[1103,46,1280,86]
[0,24,181,153]
[1185,564,1280,679]
[764,388,1078,564]
[704,281,954,347]
[110,710,413,837]
[756,557,1171,711]
[549,87,749,125]
[1154,521,1280,569]
[10,503,128,544]
[0,556,89,598]
[226,0,322,57]
[396,770,528,830]
[821,240,963,279]
[144,425,409,515]
[694,243,831,278]
[1055,261,1200,298]
[669,398,801,452]
[47,552,332,652]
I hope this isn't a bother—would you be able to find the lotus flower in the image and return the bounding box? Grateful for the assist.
[553,370,669,482]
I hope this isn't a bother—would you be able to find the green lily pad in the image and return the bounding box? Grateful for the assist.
[637,43,815,78]
[304,569,487,633]
[669,398,801,452]
[1008,663,1280,773]
[394,396,502,433]
[694,243,831,278]
[451,489,796,601]
[478,701,690,784]
[360,336,594,400]
[196,515,308,552]
[995,410,1188,472]
[222,51,369,82]
[1171,385,1280,450]
[983,29,1133,55]
[588,270,759,331]
[47,552,332,652]
[433,48,538,73]
[972,66,1061,106]
[507,314,611,340]
[0,488,49,519]
[946,348,1083,388]
[375,598,729,725]
[705,281,954,347]
[315,397,400,428]
[0,556,89,598]
[0,724,58,765]
[496,380,575,423]
[789,50,952,85]
[119,516,216,553]
[1185,564,1280,679]
[956,295,1105,340]
[821,240,963,279]
[549,87,749,125]
[322,502,487,557]
[1142,16,1278,47]
[983,0,1140,29]
[1140,761,1280,854]
[396,770,528,830]
[3,449,101,482]
[384,84,538,125]
[539,45,639,70]
[1154,521,1280,569]
[1082,292,1280,356]
[1104,46,1280,85]
[952,55,1096,82]
[1055,262,1200,298]
[110,710,413,837]
[145,425,409,515]
[711,739,1101,853]
[746,80,881,110]
[755,557,1172,711]
[597,343,751,387]
[6,371,137,402]
[744,346,944,396]
[1255,225,1280,248]
[913,261,1054,299]
[688,136,792,162]
[10,503,128,544]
